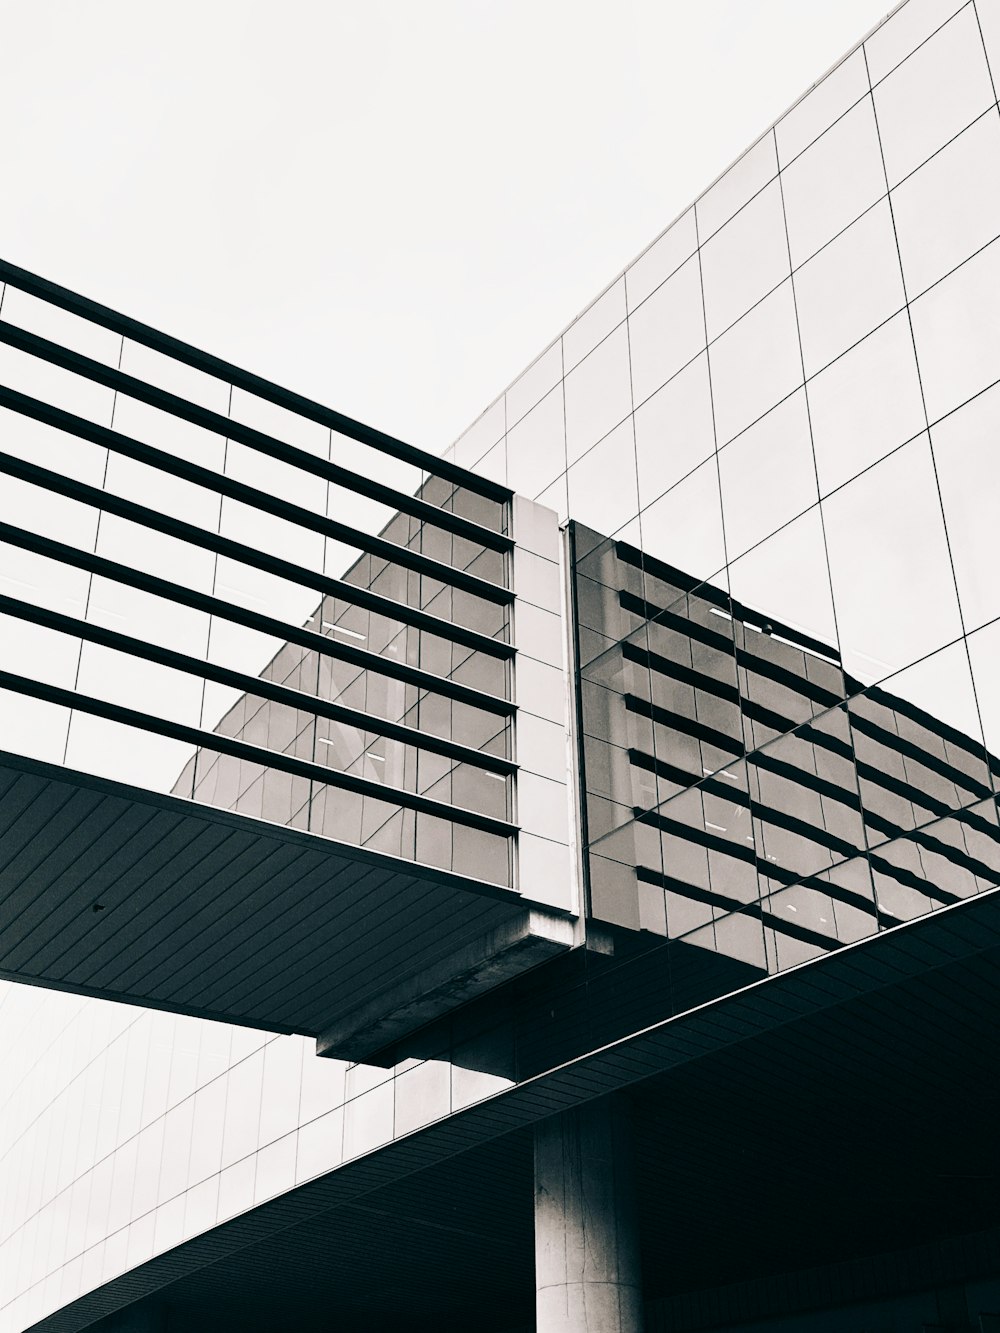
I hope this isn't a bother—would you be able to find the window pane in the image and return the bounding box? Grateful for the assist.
[505,385,565,500]
[562,278,626,372]
[627,253,704,406]
[794,200,905,378]
[563,324,632,465]
[822,434,962,683]
[909,234,1000,424]
[865,0,967,83]
[776,48,871,166]
[727,506,838,653]
[872,5,994,187]
[700,179,789,341]
[639,457,725,584]
[892,109,1000,301]
[566,419,639,537]
[708,280,801,446]
[931,381,1000,632]
[633,351,714,509]
[506,342,562,429]
[807,311,925,496]
[625,208,697,311]
[781,95,886,269]
[696,133,778,242]
[717,389,818,560]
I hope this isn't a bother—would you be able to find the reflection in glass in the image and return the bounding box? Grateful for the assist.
[574,519,1000,986]
[639,457,726,585]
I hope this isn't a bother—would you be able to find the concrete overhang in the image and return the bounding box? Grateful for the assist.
[26,882,1000,1333]
[0,750,573,1054]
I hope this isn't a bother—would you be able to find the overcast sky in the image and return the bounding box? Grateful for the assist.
[1,1,892,453]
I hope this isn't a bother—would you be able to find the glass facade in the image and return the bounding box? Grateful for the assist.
[4,0,1000,1327]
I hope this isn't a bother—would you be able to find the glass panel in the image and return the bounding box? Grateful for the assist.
[717,389,818,560]
[708,279,801,446]
[822,434,963,683]
[701,180,789,341]
[639,457,726,585]
[563,324,632,465]
[980,0,1000,86]
[633,352,713,514]
[625,208,698,311]
[851,639,990,850]
[776,47,871,166]
[909,232,1000,424]
[562,278,626,372]
[865,0,967,83]
[931,380,1000,632]
[892,109,1000,300]
[872,5,994,187]
[696,132,778,242]
[966,617,1000,767]
[727,506,839,656]
[781,95,887,269]
[794,200,905,378]
[807,310,925,496]
[565,419,640,537]
[506,384,565,499]
[627,252,704,407]
[452,398,504,470]
[506,342,562,429]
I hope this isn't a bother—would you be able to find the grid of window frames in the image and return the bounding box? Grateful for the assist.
[4,0,1000,1329]
[574,527,1000,972]
[0,261,518,888]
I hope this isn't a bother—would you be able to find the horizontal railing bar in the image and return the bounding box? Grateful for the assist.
[0,593,515,778]
[0,256,511,505]
[0,330,513,604]
[0,448,512,660]
[0,669,518,839]
[0,521,516,717]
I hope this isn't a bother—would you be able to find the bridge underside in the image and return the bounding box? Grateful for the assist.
[0,751,567,1057]
[29,886,1000,1333]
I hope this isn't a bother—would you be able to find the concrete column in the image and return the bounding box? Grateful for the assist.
[534,1096,644,1332]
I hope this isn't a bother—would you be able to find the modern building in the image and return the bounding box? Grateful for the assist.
[3,0,1000,1328]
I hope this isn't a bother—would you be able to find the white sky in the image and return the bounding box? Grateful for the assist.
[0,1,892,453]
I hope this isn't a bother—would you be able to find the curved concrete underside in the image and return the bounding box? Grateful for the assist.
[25,884,1000,1333]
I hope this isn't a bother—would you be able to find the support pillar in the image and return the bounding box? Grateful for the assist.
[534,1096,644,1332]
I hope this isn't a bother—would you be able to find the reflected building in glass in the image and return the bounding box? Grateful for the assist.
[4,0,1000,1329]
